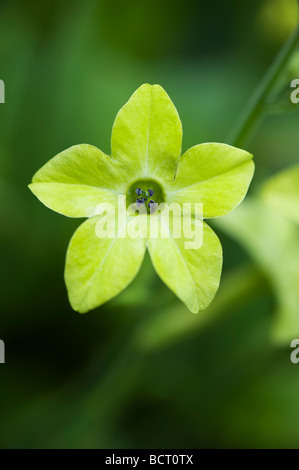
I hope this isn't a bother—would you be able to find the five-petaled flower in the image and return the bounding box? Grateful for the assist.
[29,84,254,313]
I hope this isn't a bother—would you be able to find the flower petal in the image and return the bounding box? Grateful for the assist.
[28,183,118,218]
[147,218,222,312]
[65,216,146,313]
[111,84,182,184]
[167,143,254,218]
[29,144,128,217]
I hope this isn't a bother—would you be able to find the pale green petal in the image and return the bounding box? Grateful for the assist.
[32,144,126,188]
[65,215,146,313]
[262,164,299,224]
[29,144,127,217]
[28,183,118,218]
[167,143,254,218]
[216,199,299,344]
[147,218,222,312]
[111,84,182,184]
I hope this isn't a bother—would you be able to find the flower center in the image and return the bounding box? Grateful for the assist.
[126,179,165,213]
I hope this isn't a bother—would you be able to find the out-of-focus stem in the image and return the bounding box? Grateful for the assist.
[227,23,299,148]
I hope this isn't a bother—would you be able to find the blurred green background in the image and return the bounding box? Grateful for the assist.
[1,0,299,449]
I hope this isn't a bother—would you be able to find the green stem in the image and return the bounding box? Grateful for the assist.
[228,23,299,147]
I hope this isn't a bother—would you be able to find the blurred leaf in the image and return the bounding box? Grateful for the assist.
[215,198,299,343]
[262,164,299,224]
[257,0,298,44]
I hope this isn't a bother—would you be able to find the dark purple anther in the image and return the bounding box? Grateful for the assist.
[148,189,154,196]
[135,188,143,196]
[136,197,146,205]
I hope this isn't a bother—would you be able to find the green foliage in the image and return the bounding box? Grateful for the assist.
[1,0,299,450]
[262,164,299,224]
[216,197,299,343]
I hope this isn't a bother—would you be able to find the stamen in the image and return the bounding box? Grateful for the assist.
[136,197,146,206]
[148,200,156,213]
[135,187,156,212]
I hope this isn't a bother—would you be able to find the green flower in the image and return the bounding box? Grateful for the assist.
[28,84,254,314]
